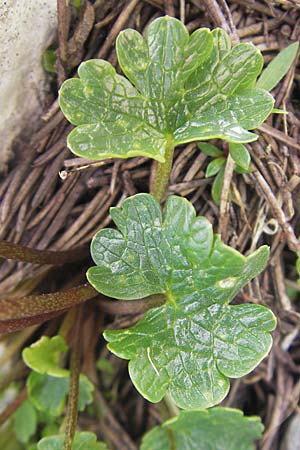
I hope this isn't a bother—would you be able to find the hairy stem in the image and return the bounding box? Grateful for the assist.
[151,137,174,203]
[0,239,87,265]
[63,307,82,450]
[0,284,98,334]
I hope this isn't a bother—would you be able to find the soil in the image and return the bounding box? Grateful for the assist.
[0,1,300,449]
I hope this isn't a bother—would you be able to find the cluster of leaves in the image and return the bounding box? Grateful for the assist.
[54,15,290,449]
[12,336,104,449]
[10,13,298,450]
[9,333,266,450]
[197,40,299,204]
[0,12,298,450]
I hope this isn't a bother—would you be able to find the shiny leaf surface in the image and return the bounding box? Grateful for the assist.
[141,407,263,450]
[59,17,273,162]
[89,194,276,408]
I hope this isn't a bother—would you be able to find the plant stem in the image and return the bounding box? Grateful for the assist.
[63,307,82,450]
[0,239,87,265]
[151,137,174,203]
[97,293,166,315]
[164,392,180,417]
[0,284,98,334]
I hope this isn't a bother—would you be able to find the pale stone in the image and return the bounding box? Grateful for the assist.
[281,414,300,450]
[0,0,57,171]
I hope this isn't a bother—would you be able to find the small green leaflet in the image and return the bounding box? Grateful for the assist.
[22,336,69,377]
[141,407,263,450]
[37,432,108,450]
[14,400,37,444]
[212,165,225,205]
[229,143,251,171]
[256,42,299,91]
[88,194,276,408]
[59,16,274,162]
[205,156,225,177]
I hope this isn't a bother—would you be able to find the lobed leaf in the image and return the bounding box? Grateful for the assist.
[59,17,274,162]
[89,194,276,408]
[141,407,263,450]
[37,432,107,450]
[22,336,69,378]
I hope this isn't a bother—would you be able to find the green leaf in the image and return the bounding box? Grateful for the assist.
[22,336,69,377]
[198,142,223,157]
[14,399,37,444]
[27,372,94,416]
[205,157,226,177]
[229,143,251,171]
[141,407,263,450]
[256,42,299,91]
[42,49,57,74]
[234,164,250,175]
[59,17,274,162]
[77,374,94,411]
[37,432,108,450]
[28,372,69,416]
[211,164,225,205]
[89,194,276,408]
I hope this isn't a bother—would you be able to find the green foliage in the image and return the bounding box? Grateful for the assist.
[229,143,250,171]
[59,16,273,162]
[256,42,299,91]
[200,141,250,204]
[198,142,223,157]
[205,157,226,177]
[28,373,69,416]
[42,49,57,74]
[14,400,37,444]
[211,164,226,204]
[141,407,263,450]
[22,336,69,377]
[37,432,108,450]
[23,336,94,417]
[87,194,276,408]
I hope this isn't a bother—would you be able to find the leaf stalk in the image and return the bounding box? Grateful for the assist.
[151,137,174,203]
